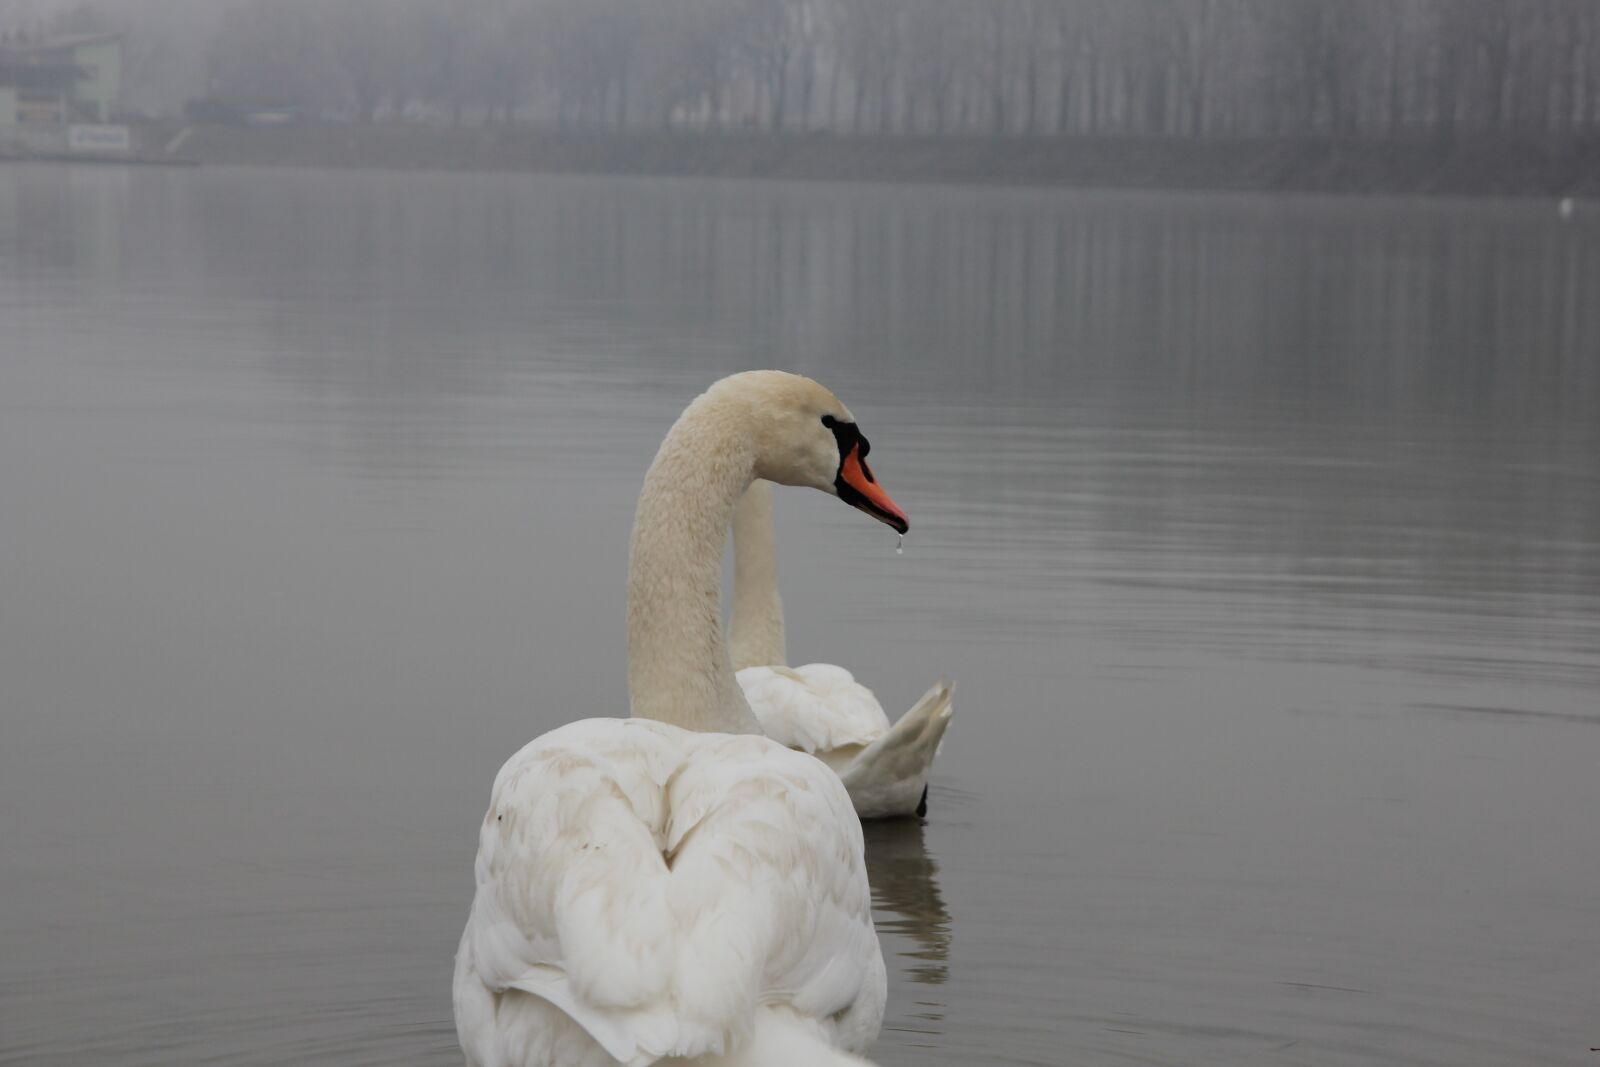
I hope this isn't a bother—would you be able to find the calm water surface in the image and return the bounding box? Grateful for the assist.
[2,166,1597,1066]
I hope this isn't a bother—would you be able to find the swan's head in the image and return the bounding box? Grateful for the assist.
[714,371,909,534]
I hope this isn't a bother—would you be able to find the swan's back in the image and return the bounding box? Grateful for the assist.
[454,717,886,1067]
[736,665,892,760]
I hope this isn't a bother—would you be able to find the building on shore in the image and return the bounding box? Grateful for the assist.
[0,32,124,148]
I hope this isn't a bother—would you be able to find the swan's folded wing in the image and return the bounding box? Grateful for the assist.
[458,719,884,1063]
[737,664,892,754]
[660,733,886,1049]
[462,718,691,1063]
[502,966,676,1067]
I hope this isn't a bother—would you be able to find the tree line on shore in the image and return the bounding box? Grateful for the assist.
[14,0,1600,139]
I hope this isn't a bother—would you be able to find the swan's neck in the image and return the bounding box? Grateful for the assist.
[730,480,788,670]
[628,395,762,734]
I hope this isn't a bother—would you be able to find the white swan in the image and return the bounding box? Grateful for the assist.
[454,371,912,1067]
[730,480,953,820]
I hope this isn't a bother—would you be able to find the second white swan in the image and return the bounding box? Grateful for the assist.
[731,480,954,820]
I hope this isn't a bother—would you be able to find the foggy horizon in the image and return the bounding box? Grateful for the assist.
[3,0,1597,142]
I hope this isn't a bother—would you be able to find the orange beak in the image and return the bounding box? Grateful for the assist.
[838,444,909,534]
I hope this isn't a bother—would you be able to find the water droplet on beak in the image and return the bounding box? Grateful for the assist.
[896,533,904,556]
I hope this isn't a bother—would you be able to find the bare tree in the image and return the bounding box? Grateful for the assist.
[26,0,1600,141]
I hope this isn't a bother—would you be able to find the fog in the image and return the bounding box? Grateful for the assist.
[5,0,1598,138]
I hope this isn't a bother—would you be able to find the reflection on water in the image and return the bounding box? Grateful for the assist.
[864,816,952,990]
[1,167,1598,1067]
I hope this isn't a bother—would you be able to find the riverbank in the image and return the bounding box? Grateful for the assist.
[149,123,1600,198]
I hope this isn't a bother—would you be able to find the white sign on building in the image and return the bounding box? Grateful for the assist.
[67,124,132,153]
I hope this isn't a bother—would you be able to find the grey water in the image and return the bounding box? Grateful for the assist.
[2,165,1597,1066]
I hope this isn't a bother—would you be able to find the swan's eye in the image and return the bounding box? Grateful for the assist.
[822,415,861,458]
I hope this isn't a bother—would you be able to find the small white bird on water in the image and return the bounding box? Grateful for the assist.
[454,372,910,1067]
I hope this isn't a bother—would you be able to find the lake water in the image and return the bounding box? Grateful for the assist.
[1,165,1597,1066]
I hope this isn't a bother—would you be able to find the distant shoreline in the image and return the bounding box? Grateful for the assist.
[62,123,1600,199]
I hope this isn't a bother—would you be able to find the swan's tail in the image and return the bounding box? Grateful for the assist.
[838,680,954,819]
[693,1009,877,1066]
